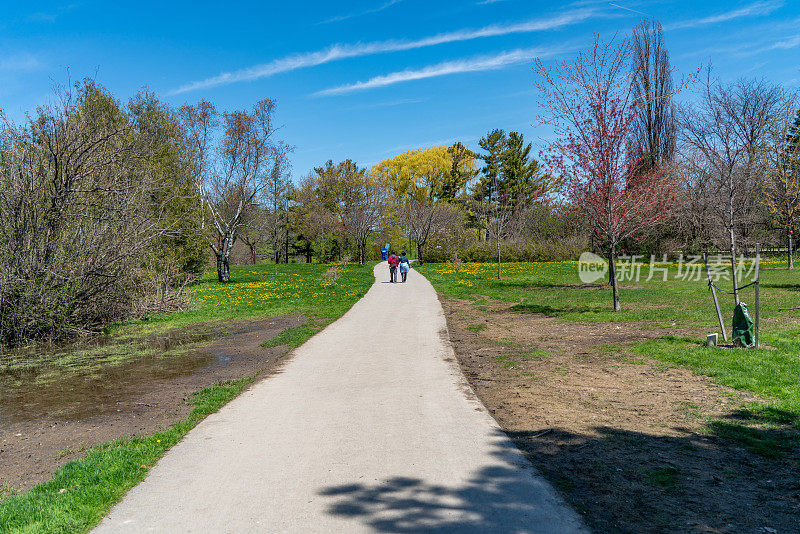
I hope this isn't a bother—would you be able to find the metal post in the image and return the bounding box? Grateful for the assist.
[754,244,760,349]
[704,252,727,342]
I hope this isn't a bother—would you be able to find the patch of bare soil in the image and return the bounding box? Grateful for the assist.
[0,315,304,493]
[442,297,800,533]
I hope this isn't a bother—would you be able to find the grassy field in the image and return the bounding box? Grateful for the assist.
[2,262,375,376]
[0,261,376,534]
[419,259,800,455]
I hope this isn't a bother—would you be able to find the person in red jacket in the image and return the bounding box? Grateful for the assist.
[387,251,399,283]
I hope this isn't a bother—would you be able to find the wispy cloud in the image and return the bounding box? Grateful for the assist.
[666,0,783,30]
[314,46,563,96]
[320,0,403,24]
[607,2,649,16]
[772,34,800,49]
[27,3,78,23]
[169,10,593,95]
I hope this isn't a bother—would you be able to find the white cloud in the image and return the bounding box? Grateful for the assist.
[169,10,592,95]
[607,2,649,16]
[772,34,800,49]
[320,0,403,24]
[666,0,783,30]
[314,47,563,96]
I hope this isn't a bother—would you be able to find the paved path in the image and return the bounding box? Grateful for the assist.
[95,264,586,533]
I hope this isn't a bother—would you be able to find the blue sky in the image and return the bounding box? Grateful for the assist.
[1,0,799,179]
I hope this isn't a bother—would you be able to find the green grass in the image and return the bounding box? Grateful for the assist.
[2,263,375,378]
[0,262,377,533]
[641,467,681,491]
[112,262,377,337]
[419,260,800,328]
[418,260,800,456]
[0,377,251,533]
[261,324,325,349]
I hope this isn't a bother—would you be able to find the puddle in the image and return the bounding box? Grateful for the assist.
[0,328,228,424]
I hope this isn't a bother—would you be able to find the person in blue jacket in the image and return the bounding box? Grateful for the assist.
[399,252,411,283]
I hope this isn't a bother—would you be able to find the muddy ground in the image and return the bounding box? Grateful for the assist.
[442,297,800,534]
[0,315,304,493]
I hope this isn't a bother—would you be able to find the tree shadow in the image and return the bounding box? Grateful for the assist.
[510,303,605,316]
[318,407,800,533]
[504,414,800,533]
[318,434,586,533]
[761,283,800,291]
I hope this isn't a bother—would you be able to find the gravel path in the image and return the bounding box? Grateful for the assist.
[95,263,586,533]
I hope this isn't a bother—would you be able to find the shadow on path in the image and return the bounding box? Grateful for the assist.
[318,435,583,534]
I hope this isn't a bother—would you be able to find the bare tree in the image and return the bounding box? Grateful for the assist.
[757,91,800,269]
[180,99,290,281]
[473,169,513,279]
[402,196,461,265]
[680,74,779,302]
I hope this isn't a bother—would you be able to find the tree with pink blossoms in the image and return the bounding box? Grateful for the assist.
[534,35,679,311]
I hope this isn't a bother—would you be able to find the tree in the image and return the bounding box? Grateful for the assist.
[631,18,677,173]
[372,147,464,263]
[443,142,476,201]
[474,129,506,204]
[292,172,338,263]
[0,80,200,343]
[240,205,268,265]
[473,130,552,240]
[263,159,291,268]
[501,131,552,214]
[337,162,384,265]
[472,162,513,279]
[128,90,207,281]
[179,99,290,282]
[471,129,550,278]
[680,74,780,302]
[534,35,679,311]
[757,93,800,269]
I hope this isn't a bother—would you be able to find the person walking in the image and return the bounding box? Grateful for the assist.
[387,251,399,283]
[399,252,410,283]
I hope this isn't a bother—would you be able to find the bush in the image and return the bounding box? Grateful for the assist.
[423,236,587,263]
[0,81,204,344]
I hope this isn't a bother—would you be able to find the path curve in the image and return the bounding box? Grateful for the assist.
[95,264,586,533]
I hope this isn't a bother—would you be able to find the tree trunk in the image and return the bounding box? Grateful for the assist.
[306,242,313,264]
[358,242,365,265]
[250,244,258,265]
[216,252,225,282]
[496,236,501,279]
[729,230,740,305]
[788,229,794,270]
[417,242,424,265]
[608,244,621,312]
[222,256,230,281]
